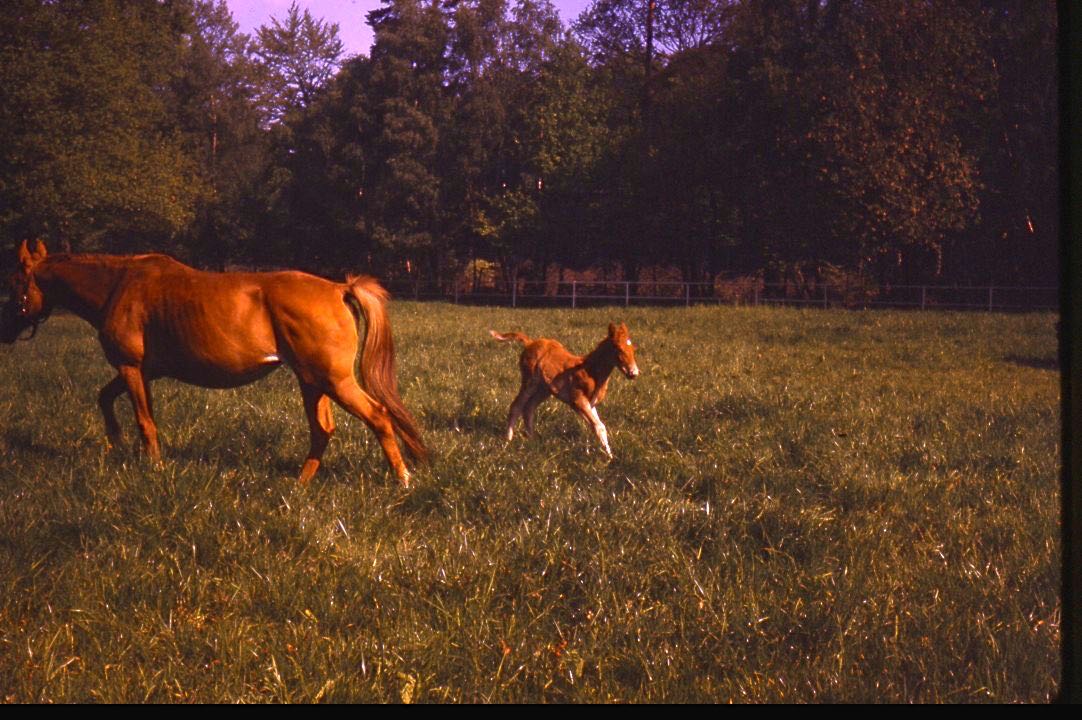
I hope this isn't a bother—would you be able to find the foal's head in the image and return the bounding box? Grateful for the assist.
[1,240,50,344]
[607,322,640,379]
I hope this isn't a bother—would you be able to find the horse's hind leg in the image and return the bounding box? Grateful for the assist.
[522,388,548,438]
[507,378,540,441]
[327,377,410,486]
[297,382,335,485]
[118,365,160,462]
[98,375,127,449]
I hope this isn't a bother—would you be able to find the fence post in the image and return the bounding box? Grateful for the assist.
[512,278,517,308]
[988,286,994,312]
[572,280,577,309]
[754,285,759,307]
[625,281,630,307]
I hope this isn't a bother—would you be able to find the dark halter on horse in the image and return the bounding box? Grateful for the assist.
[17,305,50,341]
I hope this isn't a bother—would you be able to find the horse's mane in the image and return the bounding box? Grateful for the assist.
[39,253,192,275]
[45,252,180,264]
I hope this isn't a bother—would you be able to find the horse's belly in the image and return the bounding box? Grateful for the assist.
[151,351,283,388]
[160,363,281,388]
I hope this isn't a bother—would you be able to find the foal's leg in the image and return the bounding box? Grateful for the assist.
[297,382,336,485]
[97,375,127,448]
[572,396,612,458]
[522,388,549,437]
[118,365,160,462]
[327,377,410,487]
[506,378,541,441]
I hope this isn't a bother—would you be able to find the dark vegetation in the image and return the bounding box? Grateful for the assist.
[0,1,1058,290]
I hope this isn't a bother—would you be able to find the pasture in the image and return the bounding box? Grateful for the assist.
[0,303,1060,702]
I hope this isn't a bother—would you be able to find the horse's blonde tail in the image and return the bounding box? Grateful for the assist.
[345,275,428,464]
[489,330,532,345]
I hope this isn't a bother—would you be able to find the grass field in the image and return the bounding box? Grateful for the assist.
[0,302,1060,702]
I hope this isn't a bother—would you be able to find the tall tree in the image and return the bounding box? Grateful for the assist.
[361,0,452,284]
[252,1,344,126]
[805,0,991,280]
[967,0,1058,286]
[0,0,205,252]
[173,0,269,263]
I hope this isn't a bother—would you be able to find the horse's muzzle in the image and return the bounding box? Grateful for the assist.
[623,363,640,380]
[0,304,41,343]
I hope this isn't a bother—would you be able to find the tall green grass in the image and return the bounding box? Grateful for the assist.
[0,304,1059,701]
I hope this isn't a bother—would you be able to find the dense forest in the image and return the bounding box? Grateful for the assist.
[0,0,1059,293]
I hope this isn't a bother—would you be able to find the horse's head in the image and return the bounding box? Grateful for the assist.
[608,322,640,380]
[1,239,50,344]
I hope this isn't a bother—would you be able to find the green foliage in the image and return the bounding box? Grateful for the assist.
[0,0,1059,287]
[252,1,344,125]
[174,1,270,263]
[0,0,206,249]
[807,1,990,270]
[361,0,453,274]
[0,305,1060,701]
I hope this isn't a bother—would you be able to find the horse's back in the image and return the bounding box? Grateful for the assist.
[105,262,355,386]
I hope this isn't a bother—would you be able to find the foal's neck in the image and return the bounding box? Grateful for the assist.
[582,340,617,381]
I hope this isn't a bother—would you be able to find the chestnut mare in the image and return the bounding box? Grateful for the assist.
[1,240,426,486]
[490,323,639,457]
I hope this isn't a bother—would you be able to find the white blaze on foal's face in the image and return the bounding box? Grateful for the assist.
[609,323,639,379]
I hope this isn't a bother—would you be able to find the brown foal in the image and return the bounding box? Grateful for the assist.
[1,240,426,486]
[490,323,639,457]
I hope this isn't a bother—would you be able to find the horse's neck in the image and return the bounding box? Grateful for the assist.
[582,341,616,383]
[36,256,128,325]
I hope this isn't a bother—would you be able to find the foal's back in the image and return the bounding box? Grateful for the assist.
[518,337,583,385]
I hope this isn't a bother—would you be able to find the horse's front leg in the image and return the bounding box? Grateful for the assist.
[297,381,335,485]
[118,365,160,463]
[572,396,612,459]
[97,375,128,449]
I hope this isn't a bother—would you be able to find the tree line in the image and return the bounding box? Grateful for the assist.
[0,0,1058,291]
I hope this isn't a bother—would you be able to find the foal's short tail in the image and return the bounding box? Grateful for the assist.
[489,330,532,345]
[345,275,428,464]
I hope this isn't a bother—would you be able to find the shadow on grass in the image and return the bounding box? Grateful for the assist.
[428,408,507,437]
[1003,354,1058,371]
[695,394,775,423]
[2,427,60,463]
[392,483,448,518]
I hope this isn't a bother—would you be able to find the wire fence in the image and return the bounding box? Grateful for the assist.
[383,280,1059,313]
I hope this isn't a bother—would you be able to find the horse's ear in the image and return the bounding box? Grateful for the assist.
[18,239,46,269]
[608,323,617,337]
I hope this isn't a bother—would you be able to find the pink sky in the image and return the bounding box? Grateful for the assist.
[227,0,593,59]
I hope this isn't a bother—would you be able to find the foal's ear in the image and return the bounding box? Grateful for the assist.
[31,239,47,263]
[608,322,617,337]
